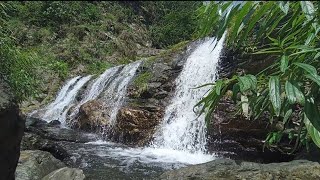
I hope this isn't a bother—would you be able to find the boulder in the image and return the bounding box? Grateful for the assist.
[75,100,110,130]
[111,107,163,146]
[15,150,65,180]
[42,167,85,180]
[160,159,320,180]
[21,132,70,161]
[0,79,25,180]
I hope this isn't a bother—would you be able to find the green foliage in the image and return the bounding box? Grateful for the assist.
[147,1,201,48]
[87,61,112,75]
[0,37,39,101]
[196,1,320,153]
[133,71,152,97]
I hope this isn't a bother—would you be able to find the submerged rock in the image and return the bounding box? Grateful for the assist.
[42,167,85,180]
[0,79,25,180]
[160,159,320,180]
[16,150,66,180]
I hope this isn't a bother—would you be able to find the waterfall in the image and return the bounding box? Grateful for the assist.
[152,35,226,153]
[67,66,122,123]
[41,75,92,125]
[33,61,141,129]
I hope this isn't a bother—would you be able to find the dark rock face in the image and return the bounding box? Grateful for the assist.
[111,107,164,146]
[207,98,294,163]
[74,100,110,130]
[0,79,25,180]
[160,159,320,180]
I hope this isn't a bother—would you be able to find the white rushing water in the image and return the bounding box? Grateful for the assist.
[149,36,226,159]
[67,66,122,122]
[41,75,92,125]
[67,60,141,126]
[89,36,226,166]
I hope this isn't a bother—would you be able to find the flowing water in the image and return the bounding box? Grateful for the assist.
[29,37,226,179]
[40,75,92,125]
[151,36,225,154]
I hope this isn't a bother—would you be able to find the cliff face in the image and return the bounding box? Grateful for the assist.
[0,79,25,180]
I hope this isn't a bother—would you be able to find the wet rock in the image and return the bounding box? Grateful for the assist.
[16,150,65,180]
[75,100,110,130]
[160,159,320,180]
[207,99,294,163]
[21,132,70,161]
[112,107,163,146]
[42,167,85,180]
[48,120,61,127]
[0,79,25,180]
[25,120,100,143]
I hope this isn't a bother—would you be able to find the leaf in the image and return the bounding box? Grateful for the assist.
[215,80,223,95]
[304,97,320,132]
[294,62,318,76]
[304,114,320,148]
[305,74,320,87]
[280,55,288,73]
[269,76,281,116]
[283,109,292,124]
[300,1,315,21]
[232,83,240,102]
[279,1,289,14]
[238,74,257,92]
[229,2,253,43]
[285,80,305,105]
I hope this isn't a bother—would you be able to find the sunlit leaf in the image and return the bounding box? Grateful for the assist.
[269,76,281,116]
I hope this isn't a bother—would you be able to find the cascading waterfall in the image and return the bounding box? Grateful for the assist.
[68,60,141,126]
[67,66,122,122]
[151,35,226,154]
[41,75,92,125]
[101,60,142,125]
[34,60,141,129]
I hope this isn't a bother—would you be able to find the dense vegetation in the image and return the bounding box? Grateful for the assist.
[0,1,199,102]
[197,1,320,153]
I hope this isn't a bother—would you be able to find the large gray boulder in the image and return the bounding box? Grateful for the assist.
[0,79,25,180]
[160,159,320,180]
[15,150,65,180]
[42,167,85,180]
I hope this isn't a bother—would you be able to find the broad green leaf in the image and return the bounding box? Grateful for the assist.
[304,116,320,148]
[304,97,320,132]
[238,74,257,92]
[269,76,281,116]
[300,1,315,21]
[285,80,305,105]
[283,109,292,124]
[215,80,223,95]
[294,62,318,75]
[280,55,288,73]
[232,83,240,102]
[305,74,320,87]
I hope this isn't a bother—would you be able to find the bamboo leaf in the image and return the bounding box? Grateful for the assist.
[280,55,288,73]
[285,80,305,105]
[304,97,320,132]
[269,76,281,116]
[294,62,318,75]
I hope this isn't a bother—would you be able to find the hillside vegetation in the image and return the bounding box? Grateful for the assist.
[0,1,200,107]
